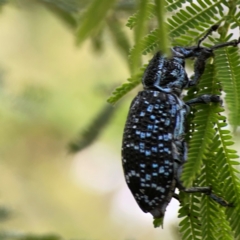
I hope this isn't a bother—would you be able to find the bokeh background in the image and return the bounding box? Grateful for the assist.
[0,1,181,240]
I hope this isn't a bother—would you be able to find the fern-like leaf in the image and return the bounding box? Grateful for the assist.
[181,64,219,187]
[180,62,240,239]
[179,192,202,240]
[214,43,240,129]
[166,0,193,12]
[199,152,233,240]
[214,119,240,239]
[76,0,117,44]
[126,3,155,29]
[106,15,131,59]
[167,1,225,45]
[129,0,151,74]
[107,66,146,104]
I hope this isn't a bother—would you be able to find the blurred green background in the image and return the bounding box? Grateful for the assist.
[1,1,227,240]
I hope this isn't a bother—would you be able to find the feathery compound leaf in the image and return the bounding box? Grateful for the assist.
[68,104,117,152]
[129,1,227,58]
[39,0,82,13]
[126,3,155,29]
[214,43,240,129]
[129,0,150,74]
[154,0,169,55]
[106,15,131,59]
[107,65,146,104]
[182,57,240,239]
[76,0,116,44]
[167,1,225,46]
[214,118,240,239]
[179,192,202,240]
[199,152,233,240]
[181,64,219,187]
[166,0,193,12]
[129,28,159,57]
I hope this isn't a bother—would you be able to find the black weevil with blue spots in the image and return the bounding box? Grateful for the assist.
[122,25,240,220]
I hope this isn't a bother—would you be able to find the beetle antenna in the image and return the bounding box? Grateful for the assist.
[211,37,240,50]
[197,25,219,48]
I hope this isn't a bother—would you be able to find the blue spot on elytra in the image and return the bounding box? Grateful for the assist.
[134,118,139,123]
[140,132,145,138]
[146,132,151,137]
[147,125,153,130]
[147,105,154,112]
[158,135,163,140]
[140,163,146,168]
[152,163,158,168]
[139,142,145,149]
[164,160,170,164]
[165,118,170,126]
[152,147,157,152]
[145,174,151,180]
[145,150,151,156]
[159,166,164,173]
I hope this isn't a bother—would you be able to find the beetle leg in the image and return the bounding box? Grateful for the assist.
[185,94,222,106]
[176,174,232,207]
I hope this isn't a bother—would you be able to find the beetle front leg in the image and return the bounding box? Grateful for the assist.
[188,53,211,87]
[185,94,222,106]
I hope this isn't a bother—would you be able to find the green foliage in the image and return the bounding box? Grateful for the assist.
[68,104,118,152]
[107,65,147,104]
[128,0,151,74]
[0,207,11,222]
[214,45,240,130]
[126,3,155,30]
[153,217,164,228]
[0,206,61,240]
[76,0,117,44]
[0,232,62,240]
[180,63,240,240]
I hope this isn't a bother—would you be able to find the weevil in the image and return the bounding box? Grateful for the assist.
[121,25,240,221]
